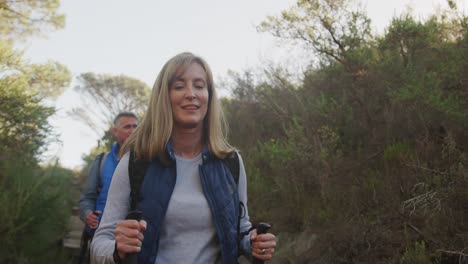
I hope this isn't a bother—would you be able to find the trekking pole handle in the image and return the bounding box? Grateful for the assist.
[253,222,272,264]
[122,211,143,264]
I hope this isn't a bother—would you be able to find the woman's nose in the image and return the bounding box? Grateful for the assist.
[185,85,196,99]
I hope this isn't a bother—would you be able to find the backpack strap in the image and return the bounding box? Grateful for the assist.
[96,152,108,193]
[128,149,150,211]
[223,151,240,185]
[223,151,247,258]
[99,152,109,175]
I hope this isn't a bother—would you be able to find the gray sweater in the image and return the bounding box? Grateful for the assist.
[91,152,252,264]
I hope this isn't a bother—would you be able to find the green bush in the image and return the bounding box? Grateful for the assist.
[400,241,431,264]
[224,2,467,262]
[0,160,73,264]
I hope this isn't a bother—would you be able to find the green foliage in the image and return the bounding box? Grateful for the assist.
[0,0,65,41]
[311,92,339,117]
[0,42,73,258]
[26,61,71,99]
[316,125,341,161]
[0,40,70,161]
[258,0,372,72]
[379,14,467,124]
[0,1,73,262]
[225,1,468,263]
[400,241,431,264]
[0,159,74,264]
[0,88,52,160]
[384,142,412,162]
[243,119,325,232]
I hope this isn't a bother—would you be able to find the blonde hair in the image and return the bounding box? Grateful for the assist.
[121,52,234,163]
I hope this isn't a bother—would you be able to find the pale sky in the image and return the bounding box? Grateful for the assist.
[21,0,466,169]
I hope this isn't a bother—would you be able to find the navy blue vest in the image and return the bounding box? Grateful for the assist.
[136,149,240,264]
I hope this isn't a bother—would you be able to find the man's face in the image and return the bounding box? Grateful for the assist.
[113,116,138,145]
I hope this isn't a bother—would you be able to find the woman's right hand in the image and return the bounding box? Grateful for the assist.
[114,219,147,259]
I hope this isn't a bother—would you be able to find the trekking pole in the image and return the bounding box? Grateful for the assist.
[122,211,143,264]
[253,222,272,264]
[77,228,90,264]
[78,211,99,264]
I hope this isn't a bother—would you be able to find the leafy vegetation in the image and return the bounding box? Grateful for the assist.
[0,0,65,41]
[0,162,74,263]
[0,0,75,263]
[227,0,467,263]
[2,0,467,263]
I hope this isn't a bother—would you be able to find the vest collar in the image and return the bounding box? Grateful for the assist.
[165,139,212,163]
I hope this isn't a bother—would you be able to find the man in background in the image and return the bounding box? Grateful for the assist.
[78,112,138,263]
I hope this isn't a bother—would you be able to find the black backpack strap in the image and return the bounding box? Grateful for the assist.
[96,152,107,193]
[98,152,108,175]
[223,151,246,257]
[128,149,150,211]
[224,151,240,185]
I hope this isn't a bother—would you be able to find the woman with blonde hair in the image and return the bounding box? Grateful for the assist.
[91,52,276,264]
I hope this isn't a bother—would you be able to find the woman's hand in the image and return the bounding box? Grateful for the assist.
[114,219,147,259]
[250,229,277,261]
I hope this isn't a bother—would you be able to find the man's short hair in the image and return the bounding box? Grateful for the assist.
[114,112,138,125]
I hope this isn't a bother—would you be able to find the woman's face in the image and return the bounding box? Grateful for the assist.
[170,62,209,130]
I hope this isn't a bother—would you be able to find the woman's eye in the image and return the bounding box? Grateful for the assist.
[174,85,184,90]
[195,83,205,89]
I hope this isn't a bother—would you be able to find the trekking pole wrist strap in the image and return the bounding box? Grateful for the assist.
[113,242,123,263]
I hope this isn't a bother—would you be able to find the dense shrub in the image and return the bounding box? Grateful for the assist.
[225,2,467,262]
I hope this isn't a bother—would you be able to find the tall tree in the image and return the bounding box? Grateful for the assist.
[0,42,70,160]
[258,0,372,75]
[69,72,150,137]
[0,1,74,263]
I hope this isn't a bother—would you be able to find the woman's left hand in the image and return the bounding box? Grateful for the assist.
[250,229,277,260]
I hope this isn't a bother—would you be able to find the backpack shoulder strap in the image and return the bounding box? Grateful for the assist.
[128,149,150,211]
[96,152,108,192]
[223,151,246,257]
[98,152,109,173]
[224,151,240,185]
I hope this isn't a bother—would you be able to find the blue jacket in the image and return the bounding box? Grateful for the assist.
[79,143,120,225]
[95,143,120,216]
[136,145,241,264]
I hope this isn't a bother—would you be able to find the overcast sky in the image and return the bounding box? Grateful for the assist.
[21,0,466,169]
